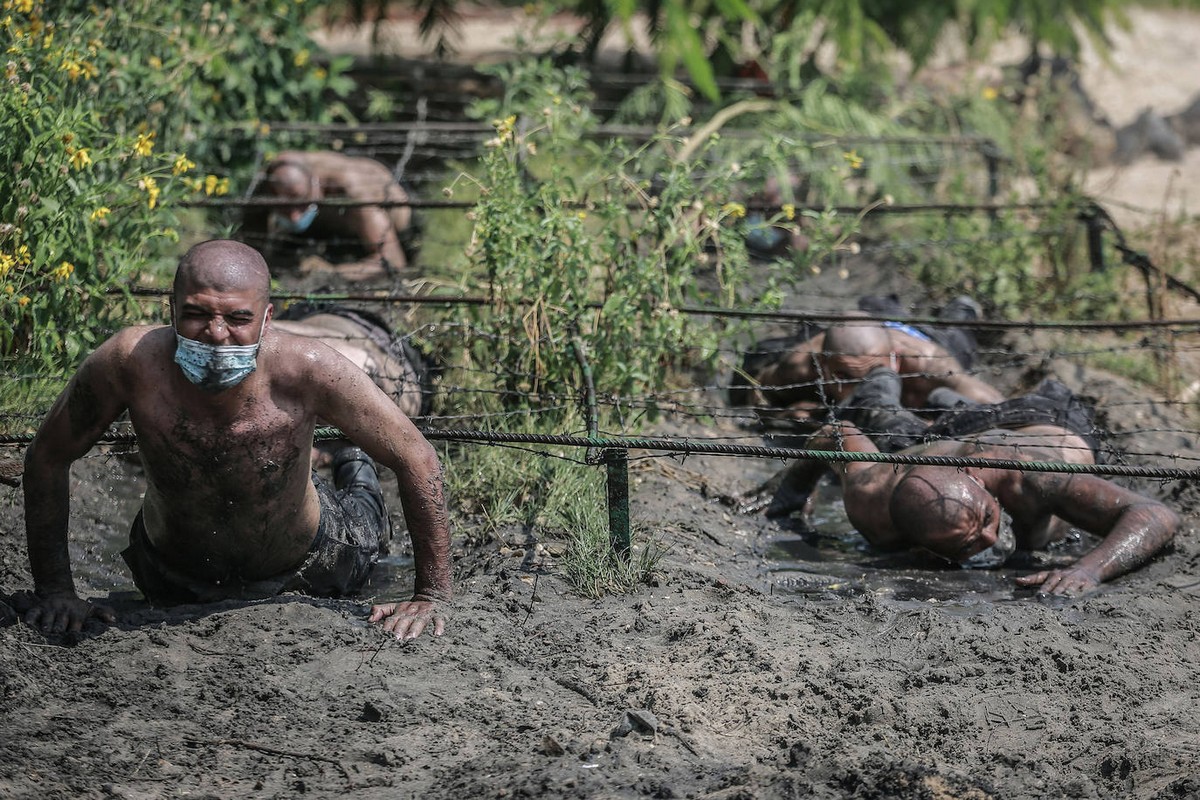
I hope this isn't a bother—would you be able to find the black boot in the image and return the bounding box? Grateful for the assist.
[834,366,930,453]
[332,446,382,494]
[331,446,387,527]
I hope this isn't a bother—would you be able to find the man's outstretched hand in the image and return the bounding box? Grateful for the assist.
[369,599,445,640]
[23,590,116,634]
[1015,565,1101,597]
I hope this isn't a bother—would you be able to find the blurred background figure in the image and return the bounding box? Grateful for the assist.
[244,150,421,282]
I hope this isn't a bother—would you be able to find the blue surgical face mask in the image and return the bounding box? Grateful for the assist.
[173,313,267,392]
[271,203,318,234]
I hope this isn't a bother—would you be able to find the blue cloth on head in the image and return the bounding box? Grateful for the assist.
[881,320,933,343]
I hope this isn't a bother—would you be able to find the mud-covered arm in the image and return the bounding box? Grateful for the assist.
[311,348,451,638]
[23,338,130,631]
[1015,473,1179,596]
[749,421,879,518]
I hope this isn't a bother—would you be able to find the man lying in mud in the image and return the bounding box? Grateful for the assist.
[271,303,436,466]
[749,370,1178,596]
[21,239,451,637]
[731,295,1004,426]
[785,418,1178,595]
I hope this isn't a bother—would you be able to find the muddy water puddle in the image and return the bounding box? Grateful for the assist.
[764,478,1094,609]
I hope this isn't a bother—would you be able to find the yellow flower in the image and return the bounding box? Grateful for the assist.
[15,243,30,263]
[133,131,155,157]
[67,146,92,170]
[89,206,110,221]
[14,0,32,13]
[17,294,30,307]
[203,174,218,195]
[60,57,81,80]
[721,202,747,220]
[215,177,230,196]
[843,150,864,170]
[494,114,517,142]
[293,48,309,68]
[982,86,999,101]
[148,55,161,69]
[0,252,13,278]
[782,203,795,221]
[576,211,587,220]
[50,261,74,281]
[313,67,326,81]
[139,175,160,209]
[172,154,195,175]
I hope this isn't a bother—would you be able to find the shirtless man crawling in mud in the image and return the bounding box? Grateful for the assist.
[815,317,1004,408]
[760,418,1179,597]
[21,240,451,637]
[252,150,418,282]
[733,297,1004,425]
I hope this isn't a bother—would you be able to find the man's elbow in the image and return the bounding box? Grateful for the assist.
[398,436,442,479]
[1158,506,1182,544]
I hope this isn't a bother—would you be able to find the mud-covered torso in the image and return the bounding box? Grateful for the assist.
[127,329,321,582]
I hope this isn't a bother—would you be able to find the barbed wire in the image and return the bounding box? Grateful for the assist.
[2,426,1184,481]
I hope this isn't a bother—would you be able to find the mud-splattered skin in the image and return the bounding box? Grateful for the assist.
[127,328,314,582]
[797,421,1179,595]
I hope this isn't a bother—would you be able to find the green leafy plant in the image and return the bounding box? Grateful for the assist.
[451,60,817,429]
[0,0,351,417]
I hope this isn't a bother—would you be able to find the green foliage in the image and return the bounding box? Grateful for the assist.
[452,59,804,427]
[398,1,1140,103]
[443,434,663,597]
[555,486,664,599]
[440,435,580,542]
[0,0,349,390]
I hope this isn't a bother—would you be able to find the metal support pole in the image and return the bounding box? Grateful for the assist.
[984,151,999,201]
[604,448,631,560]
[1082,205,1107,273]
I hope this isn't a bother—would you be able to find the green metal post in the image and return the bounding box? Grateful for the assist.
[604,448,631,560]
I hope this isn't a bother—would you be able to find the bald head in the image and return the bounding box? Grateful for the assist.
[818,321,893,389]
[174,240,271,305]
[823,321,890,358]
[890,468,997,561]
[265,161,315,199]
